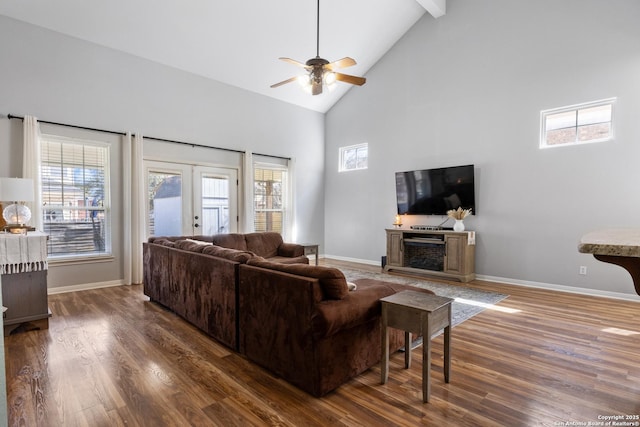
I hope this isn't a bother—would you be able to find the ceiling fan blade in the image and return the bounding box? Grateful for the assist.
[279,57,310,69]
[335,72,366,86]
[326,57,357,70]
[312,82,323,95]
[270,76,299,88]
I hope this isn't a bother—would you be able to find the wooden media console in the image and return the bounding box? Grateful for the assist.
[385,228,476,282]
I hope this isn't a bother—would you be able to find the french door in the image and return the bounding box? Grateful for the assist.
[145,161,238,237]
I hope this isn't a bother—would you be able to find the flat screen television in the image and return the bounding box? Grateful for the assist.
[395,164,476,215]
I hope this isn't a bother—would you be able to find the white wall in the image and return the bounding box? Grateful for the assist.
[325,0,640,296]
[0,16,325,289]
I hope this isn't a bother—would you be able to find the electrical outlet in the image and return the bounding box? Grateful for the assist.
[579,266,587,275]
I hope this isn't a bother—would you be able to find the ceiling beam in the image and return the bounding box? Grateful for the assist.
[415,0,446,18]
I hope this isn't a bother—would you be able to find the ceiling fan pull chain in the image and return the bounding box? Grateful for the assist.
[316,0,320,58]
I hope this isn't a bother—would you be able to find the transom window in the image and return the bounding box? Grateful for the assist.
[540,98,615,148]
[41,135,111,258]
[339,143,368,172]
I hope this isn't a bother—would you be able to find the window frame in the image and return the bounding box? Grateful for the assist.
[40,134,112,261]
[339,143,368,172]
[253,163,288,234]
[540,98,616,149]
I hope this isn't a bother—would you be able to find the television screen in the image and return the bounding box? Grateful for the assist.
[396,164,476,215]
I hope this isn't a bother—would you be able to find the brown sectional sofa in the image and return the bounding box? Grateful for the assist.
[143,232,434,397]
[238,258,433,397]
[143,237,251,350]
[143,232,307,350]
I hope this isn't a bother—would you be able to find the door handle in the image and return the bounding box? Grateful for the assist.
[194,223,200,228]
[194,216,199,220]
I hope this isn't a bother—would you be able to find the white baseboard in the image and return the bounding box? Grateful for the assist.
[477,274,640,302]
[48,279,124,295]
[325,254,640,303]
[325,254,380,266]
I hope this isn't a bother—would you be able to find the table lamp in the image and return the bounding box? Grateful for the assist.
[0,177,35,234]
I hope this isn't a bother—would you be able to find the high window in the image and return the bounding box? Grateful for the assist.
[253,166,286,233]
[339,143,368,172]
[540,98,615,148]
[41,135,111,258]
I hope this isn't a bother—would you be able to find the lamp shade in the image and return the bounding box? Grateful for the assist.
[0,178,34,202]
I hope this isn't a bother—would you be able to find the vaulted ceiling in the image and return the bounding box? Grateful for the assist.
[0,0,445,113]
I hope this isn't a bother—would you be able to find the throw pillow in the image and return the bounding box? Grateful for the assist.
[185,238,213,246]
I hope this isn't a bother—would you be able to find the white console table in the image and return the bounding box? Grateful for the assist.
[0,232,51,334]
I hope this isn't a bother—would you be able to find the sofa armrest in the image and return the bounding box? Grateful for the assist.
[312,282,397,339]
[277,242,305,257]
[238,264,322,377]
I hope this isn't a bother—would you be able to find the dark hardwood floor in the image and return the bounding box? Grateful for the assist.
[5,259,640,426]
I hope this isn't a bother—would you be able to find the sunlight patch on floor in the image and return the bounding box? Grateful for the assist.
[602,327,640,336]
[454,297,521,314]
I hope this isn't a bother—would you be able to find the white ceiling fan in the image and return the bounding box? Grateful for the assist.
[270,0,367,96]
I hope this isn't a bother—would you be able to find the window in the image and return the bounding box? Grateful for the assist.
[339,143,368,172]
[540,98,615,148]
[41,136,111,258]
[253,166,286,233]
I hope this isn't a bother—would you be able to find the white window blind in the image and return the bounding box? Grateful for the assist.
[41,136,111,258]
[253,167,285,233]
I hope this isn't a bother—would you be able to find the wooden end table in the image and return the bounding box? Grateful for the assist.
[380,290,453,403]
[299,243,319,265]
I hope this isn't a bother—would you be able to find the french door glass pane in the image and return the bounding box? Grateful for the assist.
[148,171,182,236]
[200,176,229,234]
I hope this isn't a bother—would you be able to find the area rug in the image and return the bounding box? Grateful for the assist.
[325,263,508,328]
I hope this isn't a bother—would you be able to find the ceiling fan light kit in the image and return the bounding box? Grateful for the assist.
[271,0,366,96]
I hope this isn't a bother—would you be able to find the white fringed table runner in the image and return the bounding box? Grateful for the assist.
[0,232,48,274]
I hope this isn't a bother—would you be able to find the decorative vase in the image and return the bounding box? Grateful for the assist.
[453,219,465,232]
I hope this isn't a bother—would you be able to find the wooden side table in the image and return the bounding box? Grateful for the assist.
[299,243,319,265]
[0,232,51,334]
[380,290,453,403]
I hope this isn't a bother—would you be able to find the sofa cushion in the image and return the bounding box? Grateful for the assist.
[312,279,436,338]
[267,255,310,265]
[246,257,348,300]
[151,238,176,248]
[211,233,248,251]
[278,242,305,257]
[174,239,209,253]
[202,245,254,263]
[244,232,283,258]
[190,235,214,243]
[312,280,397,338]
